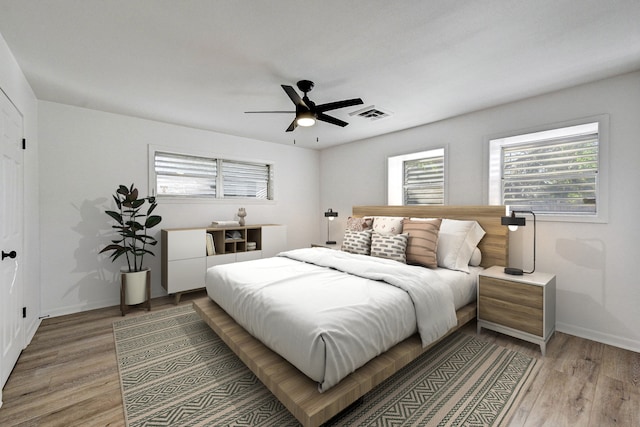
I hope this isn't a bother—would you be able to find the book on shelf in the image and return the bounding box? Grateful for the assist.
[206,233,215,256]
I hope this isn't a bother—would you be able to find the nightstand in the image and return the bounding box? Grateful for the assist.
[477,266,556,355]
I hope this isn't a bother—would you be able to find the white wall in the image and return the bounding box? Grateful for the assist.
[38,101,320,317]
[320,71,640,352]
[0,34,40,344]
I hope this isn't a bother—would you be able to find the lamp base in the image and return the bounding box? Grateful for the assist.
[325,240,336,245]
[504,267,524,275]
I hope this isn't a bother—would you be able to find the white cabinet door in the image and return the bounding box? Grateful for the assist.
[261,225,287,258]
[167,258,206,293]
[167,229,205,260]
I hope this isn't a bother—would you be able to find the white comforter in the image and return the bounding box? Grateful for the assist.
[205,247,457,392]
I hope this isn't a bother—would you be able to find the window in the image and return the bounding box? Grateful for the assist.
[388,148,445,205]
[155,151,217,197]
[152,149,274,201]
[488,116,608,222]
[222,159,272,199]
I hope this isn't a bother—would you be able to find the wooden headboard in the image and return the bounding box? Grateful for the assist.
[352,205,508,268]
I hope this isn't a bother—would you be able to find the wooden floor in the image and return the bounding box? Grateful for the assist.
[1,291,638,426]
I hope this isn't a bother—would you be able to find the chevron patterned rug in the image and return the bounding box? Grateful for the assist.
[114,305,540,426]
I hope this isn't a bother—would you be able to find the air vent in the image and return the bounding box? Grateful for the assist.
[349,105,392,121]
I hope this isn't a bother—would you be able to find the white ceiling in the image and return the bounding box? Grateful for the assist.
[1,1,639,150]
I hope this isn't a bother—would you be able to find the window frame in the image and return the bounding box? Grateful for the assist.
[148,145,276,204]
[486,115,609,223]
[387,147,447,206]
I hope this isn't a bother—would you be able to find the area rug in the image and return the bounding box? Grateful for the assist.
[113,305,540,426]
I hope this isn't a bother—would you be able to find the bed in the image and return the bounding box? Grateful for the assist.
[193,205,508,426]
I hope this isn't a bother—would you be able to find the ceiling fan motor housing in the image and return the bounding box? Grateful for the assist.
[296,80,314,94]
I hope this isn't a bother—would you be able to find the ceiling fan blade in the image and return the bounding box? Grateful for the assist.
[317,113,349,127]
[286,119,298,132]
[245,110,295,114]
[315,98,363,113]
[281,85,308,108]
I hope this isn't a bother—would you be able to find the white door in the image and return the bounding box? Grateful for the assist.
[0,89,24,391]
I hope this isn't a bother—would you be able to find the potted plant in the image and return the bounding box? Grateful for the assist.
[100,184,162,310]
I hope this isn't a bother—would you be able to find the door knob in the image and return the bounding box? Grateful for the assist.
[2,250,16,260]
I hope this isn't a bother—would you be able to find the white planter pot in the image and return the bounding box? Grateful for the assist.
[121,268,149,305]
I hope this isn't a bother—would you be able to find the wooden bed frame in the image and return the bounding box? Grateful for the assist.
[193,205,508,427]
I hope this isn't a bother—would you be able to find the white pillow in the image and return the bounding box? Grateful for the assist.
[436,219,485,272]
[372,216,405,235]
[469,247,482,266]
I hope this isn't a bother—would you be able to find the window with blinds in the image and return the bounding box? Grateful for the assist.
[388,148,445,205]
[222,160,271,199]
[153,151,273,200]
[155,152,217,197]
[403,155,445,205]
[489,121,602,217]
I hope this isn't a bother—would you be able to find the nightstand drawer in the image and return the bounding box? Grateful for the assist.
[479,276,543,309]
[479,296,543,336]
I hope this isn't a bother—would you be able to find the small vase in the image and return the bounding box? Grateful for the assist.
[237,207,247,226]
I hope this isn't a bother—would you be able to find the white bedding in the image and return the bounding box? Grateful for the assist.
[205,247,472,392]
[441,265,482,310]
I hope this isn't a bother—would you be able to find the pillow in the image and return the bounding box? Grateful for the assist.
[469,247,482,266]
[372,216,405,235]
[370,232,409,263]
[403,218,441,268]
[436,219,486,272]
[345,216,373,231]
[341,229,372,255]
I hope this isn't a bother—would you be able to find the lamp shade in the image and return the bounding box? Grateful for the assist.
[324,208,338,219]
[501,213,526,227]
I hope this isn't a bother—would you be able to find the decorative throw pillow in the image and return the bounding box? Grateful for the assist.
[372,216,405,235]
[341,229,373,255]
[345,216,373,232]
[370,232,409,263]
[403,218,441,268]
[437,219,486,272]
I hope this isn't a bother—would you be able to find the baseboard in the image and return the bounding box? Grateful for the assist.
[557,322,640,353]
[41,290,168,318]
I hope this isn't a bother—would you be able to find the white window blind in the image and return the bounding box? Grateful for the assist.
[388,148,445,205]
[155,152,217,197]
[222,160,271,199]
[489,120,603,217]
[403,155,445,205]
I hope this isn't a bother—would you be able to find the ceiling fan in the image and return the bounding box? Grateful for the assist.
[245,80,364,132]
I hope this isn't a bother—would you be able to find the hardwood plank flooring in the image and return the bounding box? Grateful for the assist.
[1,292,638,426]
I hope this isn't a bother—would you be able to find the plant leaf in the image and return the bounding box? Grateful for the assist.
[105,210,123,224]
[145,215,162,228]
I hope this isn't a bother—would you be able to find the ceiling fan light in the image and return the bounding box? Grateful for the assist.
[296,112,316,127]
